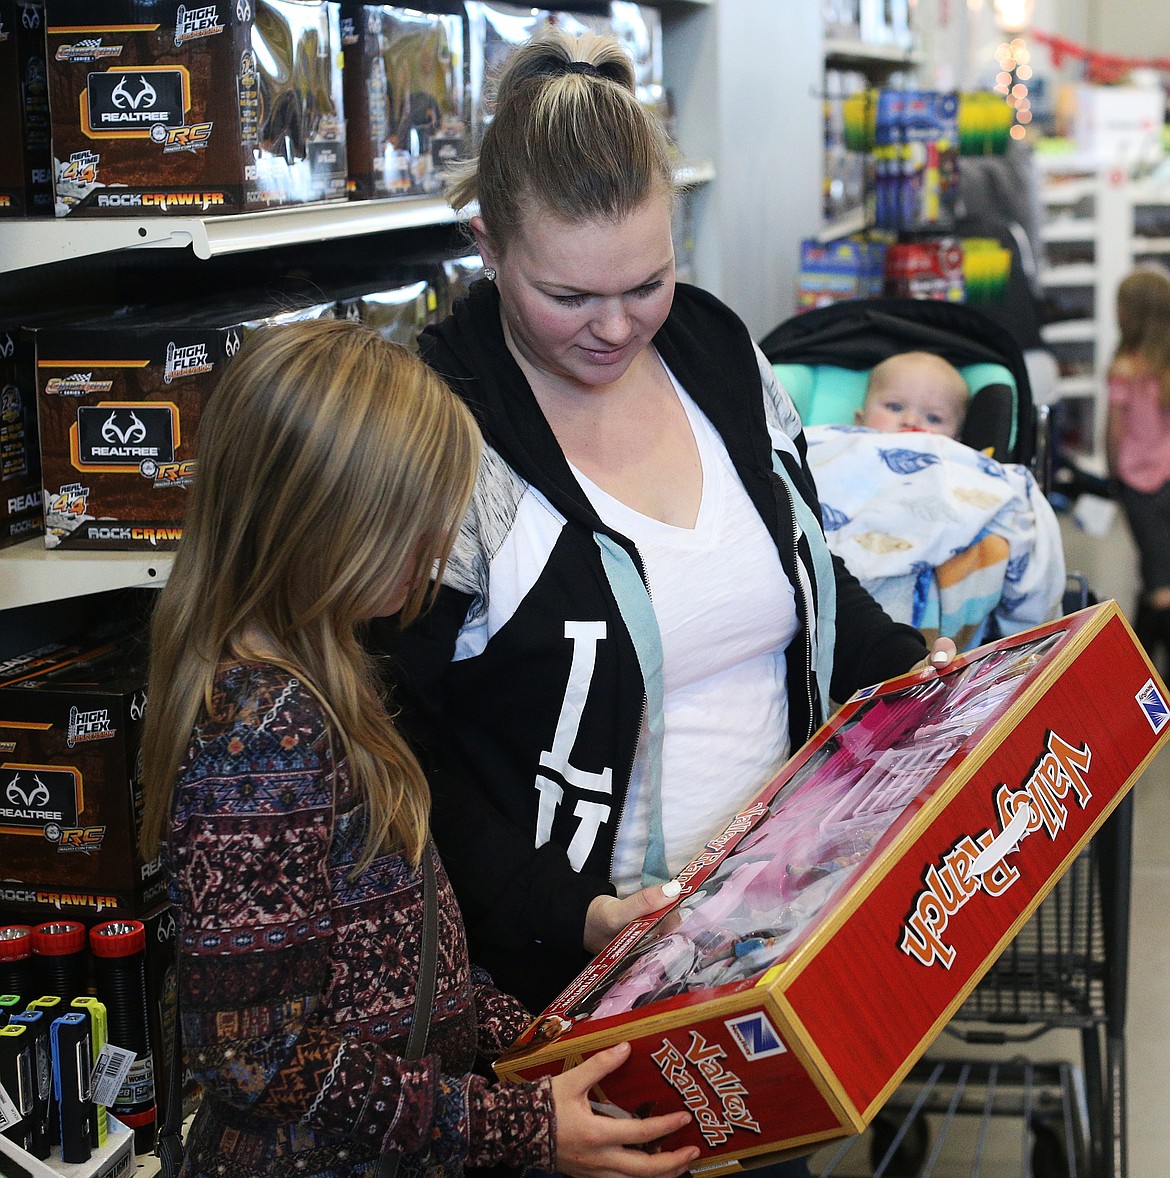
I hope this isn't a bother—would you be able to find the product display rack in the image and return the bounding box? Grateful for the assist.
[0,161,717,274]
[818,24,926,263]
[0,0,716,637]
[1035,155,1170,474]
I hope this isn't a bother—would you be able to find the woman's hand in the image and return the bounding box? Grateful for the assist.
[585,881,681,955]
[910,636,957,675]
[551,1043,700,1178]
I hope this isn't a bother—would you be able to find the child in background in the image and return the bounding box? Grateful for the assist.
[139,320,697,1178]
[857,350,970,438]
[1107,267,1170,671]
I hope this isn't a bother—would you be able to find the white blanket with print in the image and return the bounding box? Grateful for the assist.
[805,425,1066,649]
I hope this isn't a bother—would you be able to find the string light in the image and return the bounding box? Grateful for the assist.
[996,38,1034,140]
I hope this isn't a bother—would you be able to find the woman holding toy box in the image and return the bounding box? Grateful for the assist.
[371,28,953,1020]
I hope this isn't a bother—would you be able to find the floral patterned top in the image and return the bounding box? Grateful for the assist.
[165,662,555,1177]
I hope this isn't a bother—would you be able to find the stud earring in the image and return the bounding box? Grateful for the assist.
[484,267,497,282]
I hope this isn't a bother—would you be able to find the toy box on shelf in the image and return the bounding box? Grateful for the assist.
[340,4,467,200]
[796,237,886,311]
[35,296,334,551]
[497,601,1170,1172]
[0,318,43,548]
[0,627,161,911]
[44,0,347,217]
[0,0,52,217]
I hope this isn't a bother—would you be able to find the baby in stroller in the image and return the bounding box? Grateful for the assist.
[762,302,1066,652]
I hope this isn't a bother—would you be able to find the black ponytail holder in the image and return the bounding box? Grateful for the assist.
[561,59,603,78]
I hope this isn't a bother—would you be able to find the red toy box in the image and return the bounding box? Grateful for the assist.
[496,602,1170,1170]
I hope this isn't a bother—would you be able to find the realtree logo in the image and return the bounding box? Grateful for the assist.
[900,730,1092,969]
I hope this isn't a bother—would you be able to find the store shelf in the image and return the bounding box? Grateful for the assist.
[824,37,921,71]
[1057,374,1098,397]
[1132,236,1170,255]
[1041,219,1098,244]
[815,206,867,243]
[1040,318,1097,344]
[673,158,716,187]
[1039,263,1098,287]
[1042,178,1097,205]
[0,536,172,611]
[1,159,715,274]
[0,195,461,273]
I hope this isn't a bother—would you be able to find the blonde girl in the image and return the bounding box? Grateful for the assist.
[141,319,696,1178]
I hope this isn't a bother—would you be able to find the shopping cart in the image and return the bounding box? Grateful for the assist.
[810,763,1133,1178]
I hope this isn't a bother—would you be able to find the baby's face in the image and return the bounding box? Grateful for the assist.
[860,372,966,438]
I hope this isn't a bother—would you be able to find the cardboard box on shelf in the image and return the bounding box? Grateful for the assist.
[0,0,53,217]
[497,601,1170,1172]
[0,320,44,548]
[35,297,334,551]
[44,0,347,217]
[0,629,161,911]
[340,4,467,200]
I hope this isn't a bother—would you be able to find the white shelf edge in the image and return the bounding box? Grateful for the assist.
[816,207,867,243]
[1039,264,1098,287]
[0,195,462,274]
[1132,237,1170,255]
[1,536,172,611]
[674,158,716,187]
[3,163,714,274]
[1041,220,1098,244]
[1040,318,1097,344]
[1056,374,1097,397]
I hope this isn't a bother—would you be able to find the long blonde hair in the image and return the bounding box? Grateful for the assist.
[141,319,481,870]
[446,27,675,254]
[1115,266,1170,409]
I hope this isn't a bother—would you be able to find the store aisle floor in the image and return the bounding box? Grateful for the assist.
[1062,507,1169,1177]
[810,505,1170,1177]
[1067,508,1170,1178]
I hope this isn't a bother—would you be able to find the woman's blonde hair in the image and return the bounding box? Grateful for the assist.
[140,318,481,871]
[446,27,675,252]
[1116,266,1170,408]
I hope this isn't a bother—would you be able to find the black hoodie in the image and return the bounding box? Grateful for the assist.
[370,280,927,1011]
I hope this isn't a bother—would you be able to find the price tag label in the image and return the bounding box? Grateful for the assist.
[90,1043,136,1108]
[0,1079,21,1130]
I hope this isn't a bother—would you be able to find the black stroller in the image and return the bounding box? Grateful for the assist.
[759,296,1039,472]
[759,298,1127,1178]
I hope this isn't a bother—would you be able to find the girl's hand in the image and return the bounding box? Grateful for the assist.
[551,1043,700,1178]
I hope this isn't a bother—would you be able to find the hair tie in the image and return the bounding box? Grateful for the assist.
[560,59,603,79]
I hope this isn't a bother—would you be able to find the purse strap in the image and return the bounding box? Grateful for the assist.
[404,840,440,1059]
[158,1004,186,1178]
[376,839,440,1178]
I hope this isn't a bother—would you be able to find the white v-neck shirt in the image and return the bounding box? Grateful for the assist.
[570,377,798,895]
